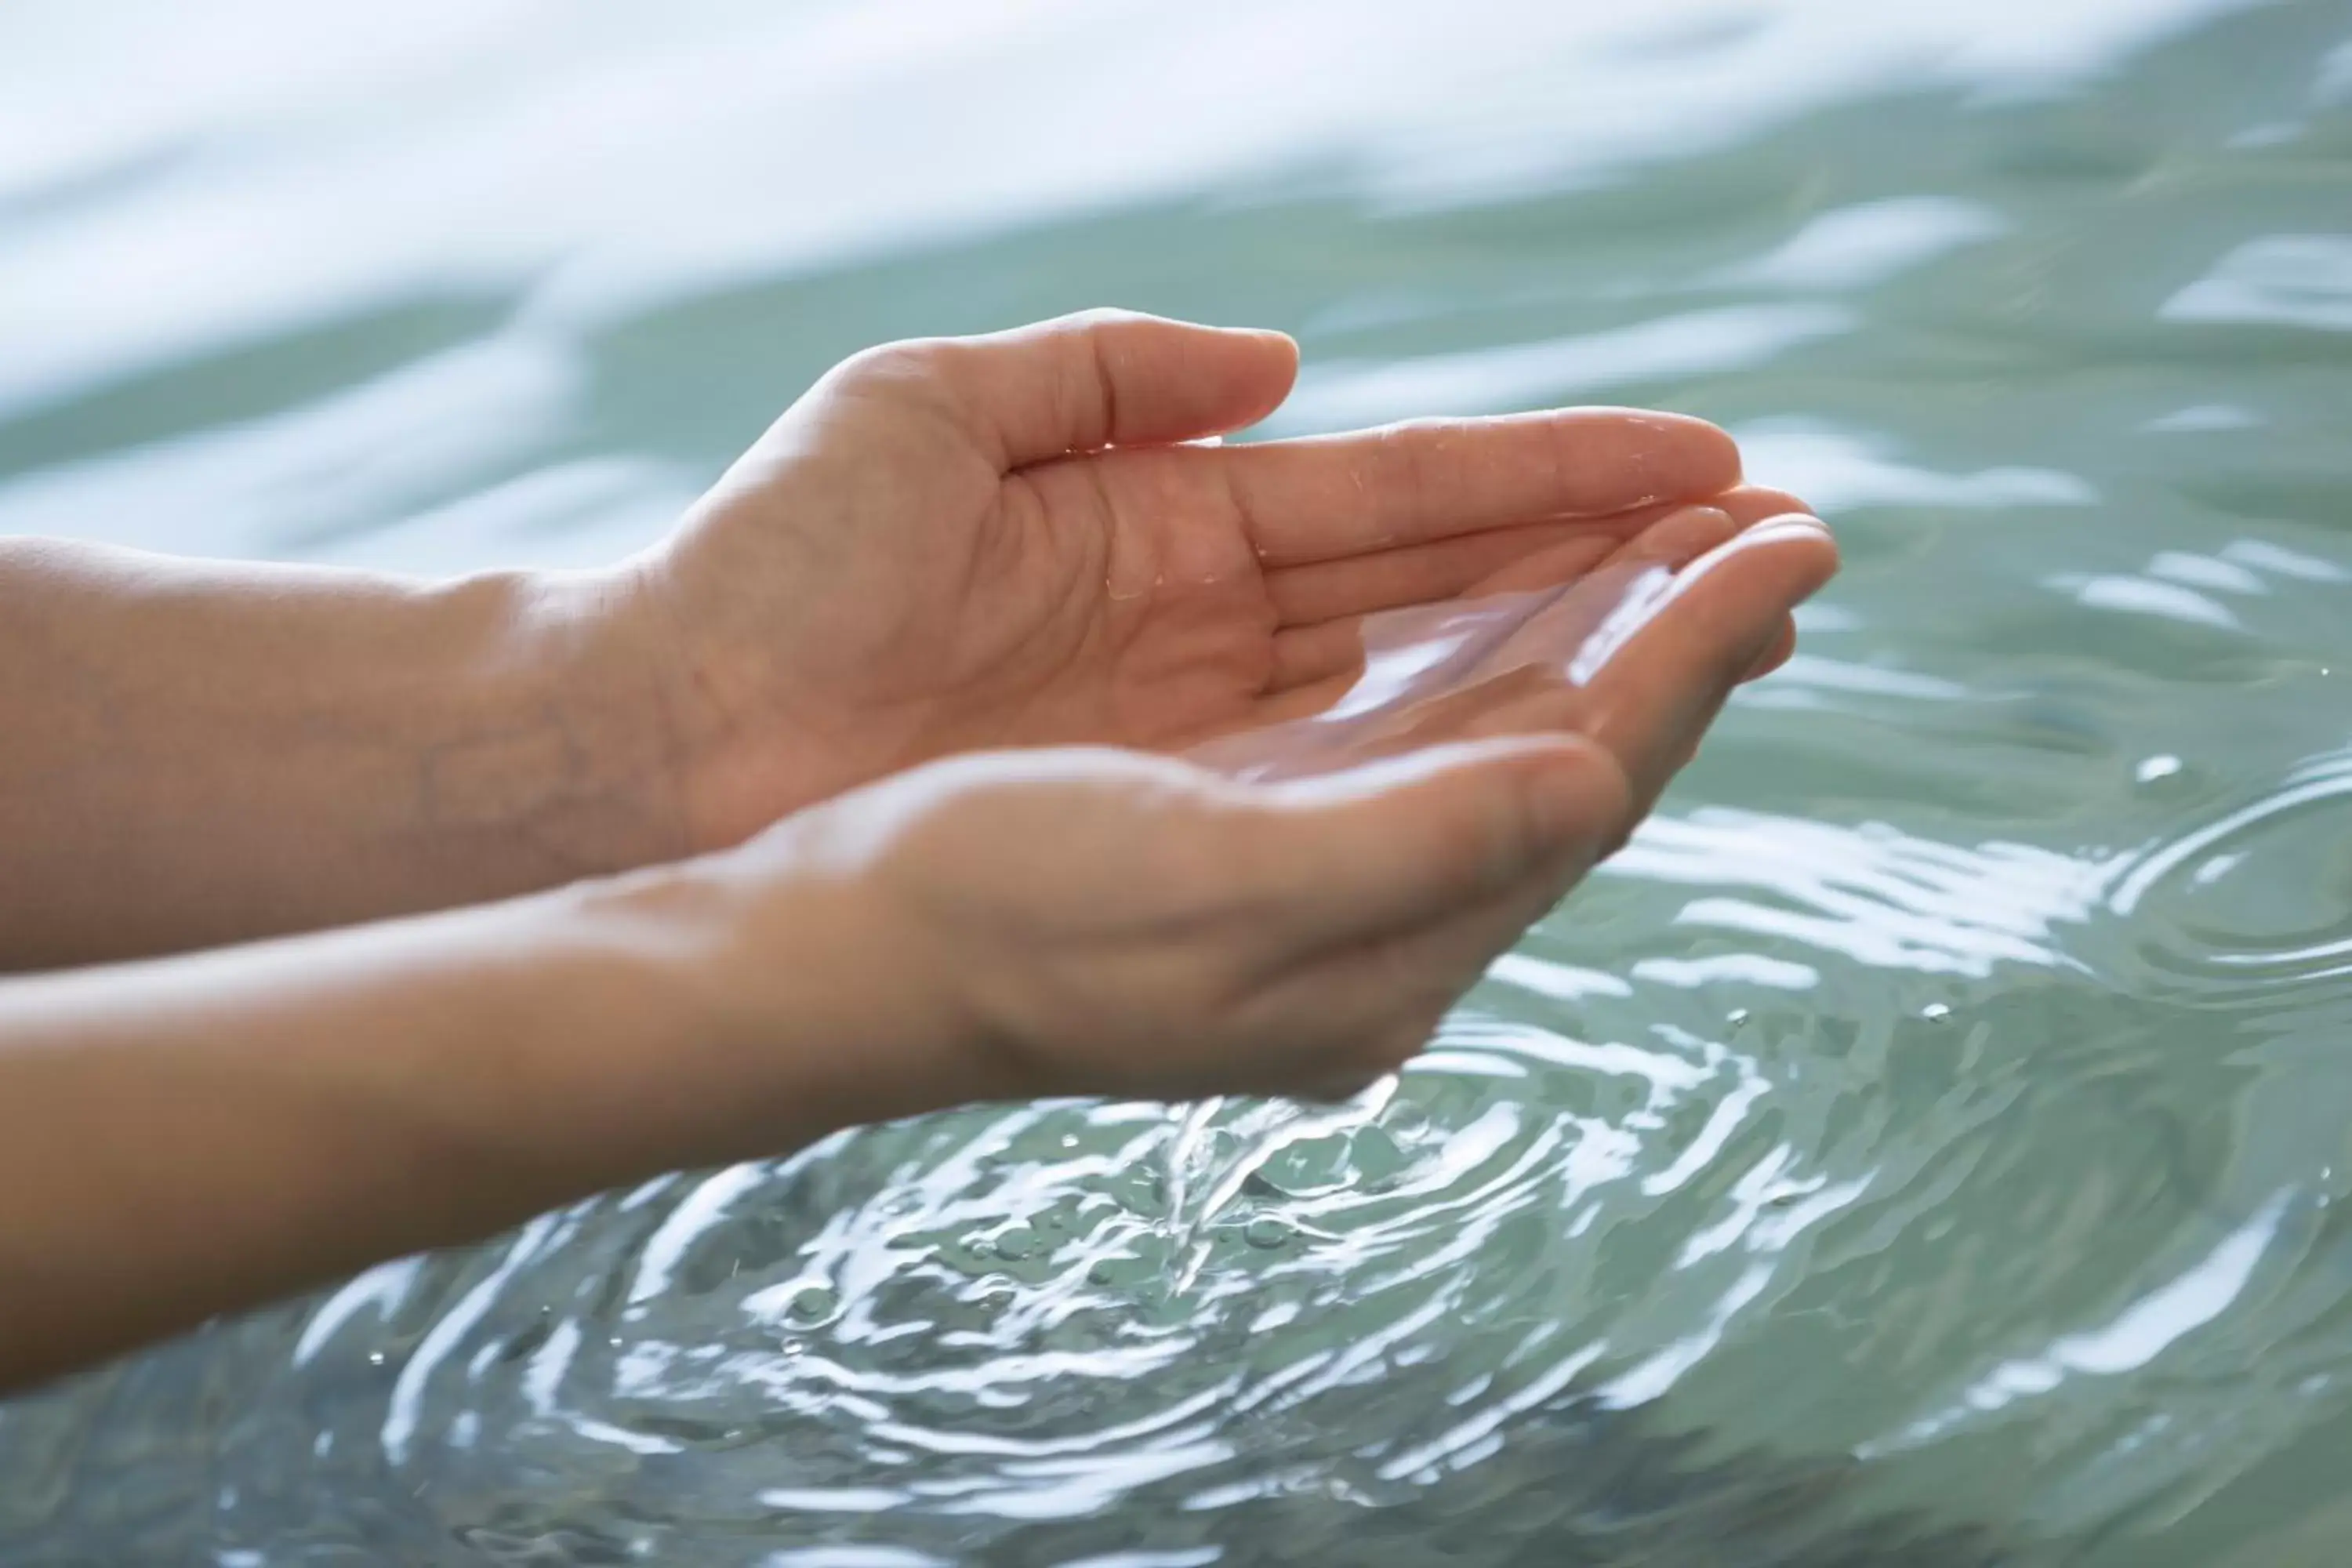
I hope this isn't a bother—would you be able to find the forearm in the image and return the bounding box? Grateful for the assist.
[0,862,955,1392]
[0,538,689,967]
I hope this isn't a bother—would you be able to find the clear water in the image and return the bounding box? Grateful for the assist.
[4,1,2352,1562]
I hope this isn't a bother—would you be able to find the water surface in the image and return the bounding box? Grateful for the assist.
[4,2,2352,1563]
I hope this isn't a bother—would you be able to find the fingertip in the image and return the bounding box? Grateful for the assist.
[1679,514,1838,604]
[1570,512,1835,814]
[1240,332,1302,424]
[1741,514,1840,593]
[1712,486,1813,528]
[1172,318,1300,432]
[1751,510,1835,539]
[1633,408,1743,495]
[1618,503,1740,568]
[1236,325,1301,363]
[1265,731,1626,908]
[1523,406,1744,499]
[1740,616,1799,681]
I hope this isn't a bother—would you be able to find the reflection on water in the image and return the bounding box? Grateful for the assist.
[5,0,2352,1563]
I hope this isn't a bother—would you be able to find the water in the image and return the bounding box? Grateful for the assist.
[4,0,2351,1561]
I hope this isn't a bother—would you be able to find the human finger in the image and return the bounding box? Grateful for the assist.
[1236,735,1628,950]
[1254,850,1586,1098]
[1226,408,1741,568]
[1261,502,1740,699]
[869,309,1299,469]
[1574,516,1838,824]
[1260,482,1809,630]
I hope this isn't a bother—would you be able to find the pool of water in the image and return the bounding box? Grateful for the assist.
[5,1,2352,1562]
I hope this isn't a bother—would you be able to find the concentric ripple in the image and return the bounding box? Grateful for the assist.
[2103,746,2352,1003]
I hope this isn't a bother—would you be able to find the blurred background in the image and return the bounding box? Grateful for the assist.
[4,1,2352,1564]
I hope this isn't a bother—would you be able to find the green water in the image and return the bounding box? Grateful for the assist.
[3,1,2352,1562]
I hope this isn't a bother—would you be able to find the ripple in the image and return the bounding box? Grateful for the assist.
[2161,234,2352,334]
[1610,808,2114,978]
[2102,746,2352,1000]
[5,0,2352,1562]
[1264,305,1853,433]
[154,1004,2013,1563]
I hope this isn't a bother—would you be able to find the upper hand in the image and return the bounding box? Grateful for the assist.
[619,310,1813,852]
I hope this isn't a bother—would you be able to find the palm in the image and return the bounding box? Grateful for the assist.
[644,313,1806,851]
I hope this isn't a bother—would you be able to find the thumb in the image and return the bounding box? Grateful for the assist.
[1248,734,1630,947]
[915,309,1299,468]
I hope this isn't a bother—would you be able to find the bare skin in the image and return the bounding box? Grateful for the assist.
[0,312,1836,1391]
[0,312,1801,968]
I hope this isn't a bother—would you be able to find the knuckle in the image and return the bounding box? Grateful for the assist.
[1059,305,1147,334]
[829,339,953,401]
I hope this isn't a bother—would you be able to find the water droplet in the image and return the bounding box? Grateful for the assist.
[993,1225,1037,1261]
[1922,1003,1952,1023]
[1243,1216,1293,1249]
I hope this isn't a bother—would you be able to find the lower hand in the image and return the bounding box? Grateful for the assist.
[617,512,1834,1125]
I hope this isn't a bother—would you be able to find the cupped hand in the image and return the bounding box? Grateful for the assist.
[644,515,1834,1118]
[623,310,1813,853]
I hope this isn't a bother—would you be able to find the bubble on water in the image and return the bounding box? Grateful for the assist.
[1922,1003,1953,1022]
[2136,754,2184,785]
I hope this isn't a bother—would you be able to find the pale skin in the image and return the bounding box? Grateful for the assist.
[0,311,1836,1392]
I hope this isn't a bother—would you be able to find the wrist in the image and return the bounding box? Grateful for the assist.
[459,564,702,878]
[537,843,1011,1178]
